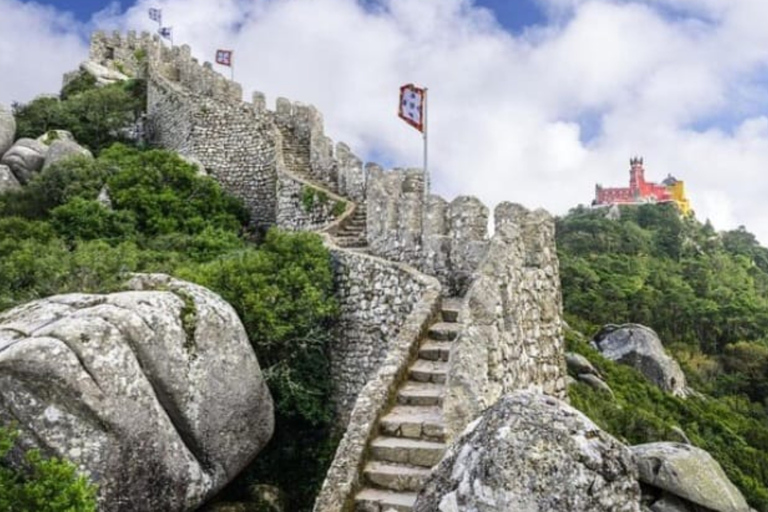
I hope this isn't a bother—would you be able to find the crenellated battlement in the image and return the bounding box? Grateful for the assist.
[90,30,243,103]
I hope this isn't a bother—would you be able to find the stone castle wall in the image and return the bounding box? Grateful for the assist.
[366,167,490,295]
[90,31,365,231]
[147,74,280,228]
[327,243,441,424]
[444,203,568,439]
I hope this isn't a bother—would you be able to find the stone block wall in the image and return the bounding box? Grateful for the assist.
[275,172,349,232]
[147,75,279,229]
[315,241,441,512]
[366,167,490,295]
[443,202,568,439]
[328,245,440,425]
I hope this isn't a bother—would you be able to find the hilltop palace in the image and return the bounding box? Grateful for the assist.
[593,157,692,215]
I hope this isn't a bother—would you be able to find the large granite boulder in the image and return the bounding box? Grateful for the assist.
[37,129,76,145]
[0,103,15,156]
[0,274,274,512]
[81,60,129,85]
[0,164,20,193]
[42,139,93,171]
[633,443,749,512]
[0,138,48,184]
[593,324,688,397]
[414,391,641,512]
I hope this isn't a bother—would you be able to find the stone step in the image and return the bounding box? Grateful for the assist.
[428,322,461,341]
[409,360,448,384]
[354,488,416,512]
[441,298,462,323]
[419,341,452,362]
[363,461,431,492]
[380,405,445,441]
[369,436,446,467]
[397,381,444,406]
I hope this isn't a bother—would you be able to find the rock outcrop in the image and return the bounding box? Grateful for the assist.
[0,274,274,512]
[633,443,750,512]
[42,139,93,171]
[0,164,20,193]
[593,324,688,397]
[413,391,641,512]
[0,103,15,156]
[1,137,47,184]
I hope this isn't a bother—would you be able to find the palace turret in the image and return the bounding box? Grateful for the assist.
[594,157,691,215]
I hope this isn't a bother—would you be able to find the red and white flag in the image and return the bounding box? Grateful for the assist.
[215,50,233,66]
[398,84,426,132]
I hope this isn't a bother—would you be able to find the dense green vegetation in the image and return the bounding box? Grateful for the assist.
[0,428,97,512]
[12,72,145,153]
[558,204,768,509]
[2,75,339,510]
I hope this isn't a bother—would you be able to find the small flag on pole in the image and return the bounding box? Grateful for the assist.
[148,8,162,24]
[398,84,426,132]
[158,26,172,40]
[215,49,233,67]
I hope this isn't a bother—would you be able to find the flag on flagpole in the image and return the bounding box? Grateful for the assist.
[398,84,426,132]
[215,49,233,67]
[148,7,162,23]
[158,26,172,40]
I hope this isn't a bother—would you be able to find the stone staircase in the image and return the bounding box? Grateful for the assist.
[354,298,462,512]
[334,204,368,249]
[279,126,339,194]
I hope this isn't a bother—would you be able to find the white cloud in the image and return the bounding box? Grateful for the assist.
[0,0,88,104]
[4,0,768,243]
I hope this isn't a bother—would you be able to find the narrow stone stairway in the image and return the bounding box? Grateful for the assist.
[279,126,339,193]
[334,204,367,249]
[354,298,462,512]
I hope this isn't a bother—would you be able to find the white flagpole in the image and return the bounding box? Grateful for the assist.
[230,53,234,82]
[423,87,429,203]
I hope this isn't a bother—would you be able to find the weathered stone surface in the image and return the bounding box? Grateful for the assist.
[414,391,641,512]
[0,274,274,512]
[0,103,15,156]
[0,164,20,193]
[567,351,600,376]
[1,138,47,184]
[578,373,615,397]
[633,443,749,512]
[649,492,698,512]
[81,60,129,85]
[593,324,688,397]
[444,203,567,439]
[42,139,93,171]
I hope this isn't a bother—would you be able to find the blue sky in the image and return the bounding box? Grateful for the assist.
[3,0,768,243]
[38,0,549,32]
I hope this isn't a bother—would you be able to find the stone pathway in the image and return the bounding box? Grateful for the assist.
[354,298,462,512]
[334,203,367,248]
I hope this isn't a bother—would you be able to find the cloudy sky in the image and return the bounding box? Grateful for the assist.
[2,0,768,242]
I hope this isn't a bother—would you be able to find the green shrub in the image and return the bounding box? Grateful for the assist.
[51,198,136,242]
[0,427,98,511]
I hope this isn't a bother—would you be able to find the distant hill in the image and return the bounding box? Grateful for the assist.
[558,203,768,510]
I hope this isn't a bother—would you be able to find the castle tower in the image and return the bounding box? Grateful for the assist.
[629,156,645,196]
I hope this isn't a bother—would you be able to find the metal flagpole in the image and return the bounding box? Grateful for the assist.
[230,53,234,82]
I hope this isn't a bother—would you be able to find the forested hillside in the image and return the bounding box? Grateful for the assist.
[559,204,768,509]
